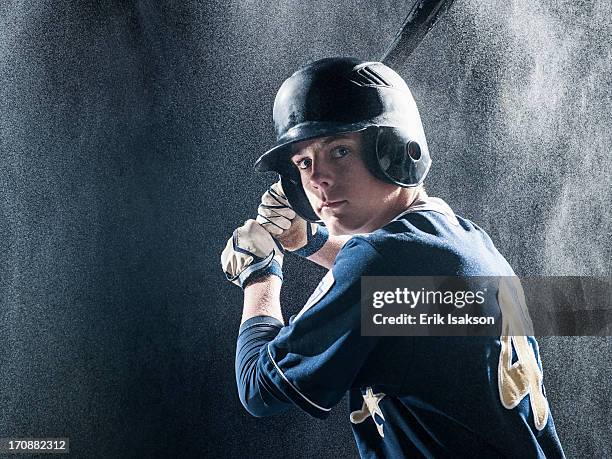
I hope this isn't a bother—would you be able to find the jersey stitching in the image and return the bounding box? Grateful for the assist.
[266,343,332,412]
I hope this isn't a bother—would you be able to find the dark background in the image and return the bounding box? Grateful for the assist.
[1,0,610,457]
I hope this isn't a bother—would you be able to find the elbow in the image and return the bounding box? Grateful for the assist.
[239,391,278,418]
[236,371,291,418]
[235,321,289,418]
[236,360,278,417]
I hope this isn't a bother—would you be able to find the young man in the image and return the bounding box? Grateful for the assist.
[221,57,565,457]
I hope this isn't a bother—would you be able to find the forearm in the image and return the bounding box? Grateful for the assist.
[305,234,351,270]
[241,275,284,325]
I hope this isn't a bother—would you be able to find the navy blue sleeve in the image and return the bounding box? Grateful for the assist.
[235,316,291,417]
[234,236,385,419]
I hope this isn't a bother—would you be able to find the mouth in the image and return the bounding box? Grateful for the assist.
[320,200,347,211]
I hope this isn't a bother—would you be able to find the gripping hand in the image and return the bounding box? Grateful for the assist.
[256,181,328,257]
[221,219,284,288]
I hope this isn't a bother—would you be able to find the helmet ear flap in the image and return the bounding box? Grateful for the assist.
[372,126,429,187]
[360,127,390,182]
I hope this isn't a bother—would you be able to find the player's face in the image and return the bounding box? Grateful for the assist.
[291,132,404,235]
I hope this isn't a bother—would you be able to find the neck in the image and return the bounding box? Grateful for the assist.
[356,186,428,234]
[392,186,428,218]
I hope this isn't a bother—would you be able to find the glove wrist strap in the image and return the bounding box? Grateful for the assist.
[238,256,283,289]
[293,225,329,258]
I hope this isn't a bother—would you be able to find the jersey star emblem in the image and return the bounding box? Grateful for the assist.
[349,387,386,438]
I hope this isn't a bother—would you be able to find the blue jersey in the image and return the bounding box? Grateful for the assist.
[235,198,565,458]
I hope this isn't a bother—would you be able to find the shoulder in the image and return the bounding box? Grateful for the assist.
[364,196,494,245]
[346,197,511,276]
[333,235,387,277]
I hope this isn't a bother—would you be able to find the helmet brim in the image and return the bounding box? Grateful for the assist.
[254,121,370,173]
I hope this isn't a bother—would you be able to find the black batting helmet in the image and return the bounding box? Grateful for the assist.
[255,57,431,222]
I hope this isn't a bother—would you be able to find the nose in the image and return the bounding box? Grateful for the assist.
[309,157,335,191]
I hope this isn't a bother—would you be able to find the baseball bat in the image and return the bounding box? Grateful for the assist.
[381,0,456,66]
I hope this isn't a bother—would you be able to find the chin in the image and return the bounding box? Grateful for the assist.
[326,225,349,236]
[320,217,344,236]
[322,217,364,236]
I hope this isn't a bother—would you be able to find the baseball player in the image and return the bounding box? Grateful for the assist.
[221,58,565,457]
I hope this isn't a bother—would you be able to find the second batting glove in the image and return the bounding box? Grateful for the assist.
[256,181,328,257]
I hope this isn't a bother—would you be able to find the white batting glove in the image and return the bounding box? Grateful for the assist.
[256,181,329,257]
[221,219,284,288]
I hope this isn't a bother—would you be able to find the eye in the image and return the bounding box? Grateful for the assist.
[331,146,350,159]
[295,157,312,170]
